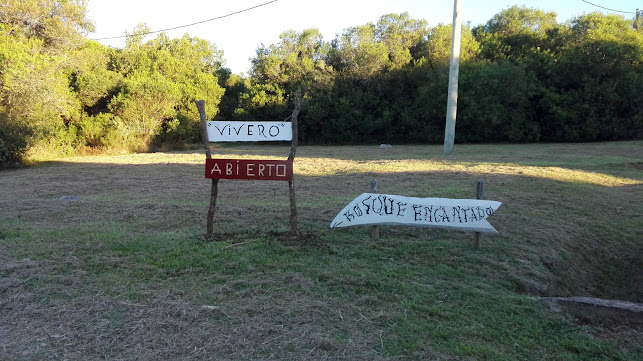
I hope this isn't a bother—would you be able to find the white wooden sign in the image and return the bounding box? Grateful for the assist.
[207,121,292,142]
[331,193,502,234]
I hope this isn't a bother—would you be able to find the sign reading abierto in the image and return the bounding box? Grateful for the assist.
[207,121,292,142]
[205,159,293,181]
[331,193,502,233]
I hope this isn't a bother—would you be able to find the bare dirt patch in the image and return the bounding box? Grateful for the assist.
[545,297,643,345]
[626,162,643,170]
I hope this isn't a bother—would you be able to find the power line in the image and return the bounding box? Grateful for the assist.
[90,0,279,41]
[580,0,636,14]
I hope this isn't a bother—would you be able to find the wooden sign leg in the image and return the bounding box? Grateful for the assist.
[289,179,298,237]
[474,179,484,250]
[195,99,218,239]
[207,179,219,237]
[288,90,301,238]
[371,178,380,240]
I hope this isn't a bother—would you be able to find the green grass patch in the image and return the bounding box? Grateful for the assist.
[1,141,641,360]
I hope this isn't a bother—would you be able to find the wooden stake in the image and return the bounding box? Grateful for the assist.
[288,90,300,161]
[371,178,380,240]
[288,90,301,238]
[474,179,484,250]
[195,100,218,238]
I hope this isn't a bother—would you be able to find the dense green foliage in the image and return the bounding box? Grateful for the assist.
[226,7,641,145]
[0,1,225,166]
[0,3,641,165]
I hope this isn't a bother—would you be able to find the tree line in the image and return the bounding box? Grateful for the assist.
[1,1,641,167]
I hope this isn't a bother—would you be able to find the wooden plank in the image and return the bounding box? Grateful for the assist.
[205,159,293,181]
[196,100,212,159]
[206,121,292,142]
[474,179,484,249]
[288,90,301,237]
[194,100,218,238]
[370,179,380,240]
[331,193,501,234]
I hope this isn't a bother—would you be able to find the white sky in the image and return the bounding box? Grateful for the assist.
[86,0,641,74]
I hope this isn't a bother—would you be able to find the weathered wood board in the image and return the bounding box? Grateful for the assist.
[205,159,293,181]
[206,121,292,142]
[331,193,502,234]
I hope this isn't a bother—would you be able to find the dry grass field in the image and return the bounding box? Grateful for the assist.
[1,141,641,360]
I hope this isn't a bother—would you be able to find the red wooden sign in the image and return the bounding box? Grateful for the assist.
[205,159,293,181]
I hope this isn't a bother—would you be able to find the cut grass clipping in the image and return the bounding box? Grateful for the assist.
[1,141,641,360]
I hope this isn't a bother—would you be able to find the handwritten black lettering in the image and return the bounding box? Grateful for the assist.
[343,209,355,222]
[353,204,363,217]
[397,202,407,217]
[453,206,464,223]
[372,196,383,215]
[214,124,228,136]
[424,205,433,222]
[434,206,450,223]
[470,207,479,222]
[362,196,373,214]
[233,124,243,136]
[383,196,394,215]
[461,207,469,222]
[413,204,422,221]
[476,207,486,220]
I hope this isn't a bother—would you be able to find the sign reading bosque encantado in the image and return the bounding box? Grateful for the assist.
[331,193,502,233]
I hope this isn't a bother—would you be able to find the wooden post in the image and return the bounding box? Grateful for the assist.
[474,179,484,250]
[288,90,301,238]
[370,178,380,240]
[195,100,218,238]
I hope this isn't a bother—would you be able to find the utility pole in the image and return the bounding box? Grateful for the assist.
[443,0,463,154]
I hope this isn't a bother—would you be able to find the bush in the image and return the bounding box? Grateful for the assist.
[151,115,202,150]
[0,113,31,168]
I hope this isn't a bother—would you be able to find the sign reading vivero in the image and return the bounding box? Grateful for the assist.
[207,121,292,142]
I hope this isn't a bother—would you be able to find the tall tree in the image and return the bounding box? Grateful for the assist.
[109,30,225,148]
[240,28,333,119]
[0,0,96,160]
[70,40,122,114]
[543,12,643,141]
[0,0,94,49]
[474,5,558,61]
[419,24,480,68]
[251,28,333,95]
[329,24,389,79]
[108,70,181,147]
[374,12,428,69]
[0,26,80,147]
